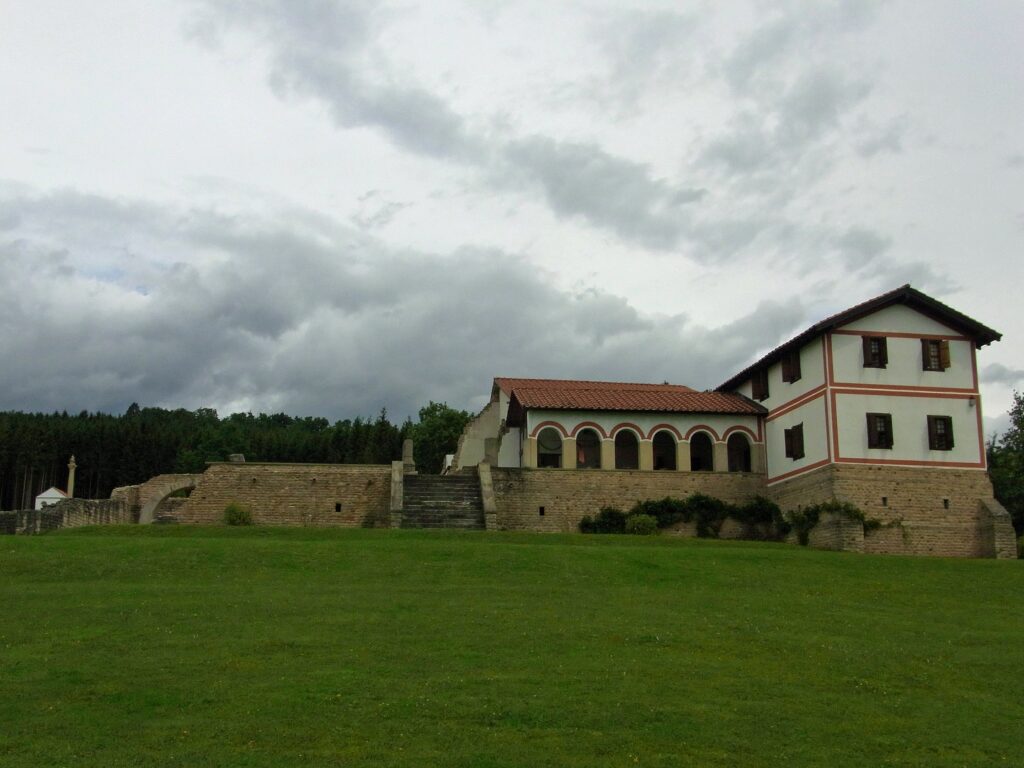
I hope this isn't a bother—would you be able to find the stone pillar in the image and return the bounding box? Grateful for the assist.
[562,437,577,469]
[484,437,499,466]
[676,441,691,472]
[600,439,615,470]
[478,462,498,530]
[390,461,404,528]
[402,439,417,474]
[67,455,77,498]
[713,441,729,473]
[751,443,767,474]
[638,440,654,471]
[523,437,538,469]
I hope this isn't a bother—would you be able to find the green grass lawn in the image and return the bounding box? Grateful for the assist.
[1,528,1022,767]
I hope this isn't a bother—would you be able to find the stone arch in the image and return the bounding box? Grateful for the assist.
[727,433,753,473]
[689,432,715,472]
[575,427,602,469]
[652,430,677,471]
[536,427,564,468]
[614,430,639,470]
[138,474,202,524]
[570,421,609,439]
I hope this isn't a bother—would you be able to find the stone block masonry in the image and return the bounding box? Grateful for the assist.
[1,499,130,535]
[177,463,392,527]
[490,468,765,533]
[768,464,1016,558]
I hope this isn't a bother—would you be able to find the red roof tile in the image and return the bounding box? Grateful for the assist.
[496,378,763,416]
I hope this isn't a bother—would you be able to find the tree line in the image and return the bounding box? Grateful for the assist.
[0,401,471,510]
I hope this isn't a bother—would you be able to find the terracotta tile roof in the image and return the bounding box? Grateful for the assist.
[717,284,1002,392]
[496,378,763,416]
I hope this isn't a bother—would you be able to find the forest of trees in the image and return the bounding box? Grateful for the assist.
[0,402,471,511]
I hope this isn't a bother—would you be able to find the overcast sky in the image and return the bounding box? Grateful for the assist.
[1,0,1022,434]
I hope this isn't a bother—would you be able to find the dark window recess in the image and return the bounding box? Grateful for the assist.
[752,368,770,401]
[538,506,545,516]
[781,349,802,383]
[921,339,951,371]
[866,412,893,449]
[784,423,805,460]
[881,496,888,507]
[335,502,342,512]
[862,336,888,368]
[927,415,954,451]
[943,498,950,510]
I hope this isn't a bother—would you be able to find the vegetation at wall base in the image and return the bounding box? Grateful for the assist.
[223,502,253,526]
[1,527,1021,767]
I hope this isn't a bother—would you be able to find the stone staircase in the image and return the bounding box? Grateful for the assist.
[401,474,485,530]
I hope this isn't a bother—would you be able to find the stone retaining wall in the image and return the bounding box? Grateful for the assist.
[178,463,391,527]
[0,499,130,535]
[490,468,765,533]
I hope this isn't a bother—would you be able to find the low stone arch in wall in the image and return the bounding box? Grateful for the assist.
[137,474,202,524]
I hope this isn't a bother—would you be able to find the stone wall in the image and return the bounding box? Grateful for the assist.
[768,464,1015,558]
[178,463,391,527]
[0,499,130,535]
[490,468,765,533]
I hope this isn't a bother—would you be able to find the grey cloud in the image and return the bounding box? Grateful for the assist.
[981,363,1024,386]
[0,187,805,419]
[502,137,693,249]
[835,227,891,267]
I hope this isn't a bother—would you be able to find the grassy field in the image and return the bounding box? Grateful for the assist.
[1,527,1022,767]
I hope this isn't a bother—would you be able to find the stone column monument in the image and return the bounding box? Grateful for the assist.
[67,455,77,498]
[402,439,417,474]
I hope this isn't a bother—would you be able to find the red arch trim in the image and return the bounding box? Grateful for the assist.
[570,422,609,439]
[647,424,683,441]
[610,422,644,440]
[684,424,720,442]
[722,425,758,443]
[530,421,569,438]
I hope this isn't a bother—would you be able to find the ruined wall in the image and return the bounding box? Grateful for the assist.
[0,499,130,535]
[178,463,391,527]
[490,468,765,533]
[768,464,1014,558]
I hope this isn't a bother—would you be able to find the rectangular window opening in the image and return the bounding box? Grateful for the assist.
[862,336,888,368]
[538,506,545,516]
[335,502,342,512]
[784,423,805,460]
[866,412,893,449]
[927,415,955,451]
[781,349,802,383]
[881,496,888,507]
[943,498,950,510]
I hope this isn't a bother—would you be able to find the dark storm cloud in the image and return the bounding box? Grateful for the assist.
[0,186,806,419]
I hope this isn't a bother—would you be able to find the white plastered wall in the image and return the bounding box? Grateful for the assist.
[765,396,830,481]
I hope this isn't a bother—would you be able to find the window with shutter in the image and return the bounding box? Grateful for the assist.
[862,336,887,368]
[752,368,769,401]
[782,349,802,383]
[866,413,893,449]
[784,423,804,460]
[922,339,949,372]
[927,415,954,451]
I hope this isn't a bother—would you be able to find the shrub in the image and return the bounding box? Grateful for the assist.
[733,495,786,540]
[579,506,627,534]
[630,497,688,528]
[785,500,871,546]
[624,514,659,536]
[223,502,253,526]
[686,493,734,538]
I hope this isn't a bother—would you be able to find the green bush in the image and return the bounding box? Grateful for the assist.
[686,493,734,538]
[785,500,872,546]
[733,495,787,540]
[630,497,688,528]
[624,514,659,536]
[223,502,253,526]
[579,507,627,534]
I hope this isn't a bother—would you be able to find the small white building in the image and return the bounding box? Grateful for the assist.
[35,487,68,510]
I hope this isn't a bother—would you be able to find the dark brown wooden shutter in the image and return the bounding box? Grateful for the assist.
[945,417,954,449]
[882,414,893,448]
[791,350,801,381]
[784,427,793,458]
[927,416,938,450]
[862,336,872,366]
[867,413,878,447]
[879,337,888,366]
[939,340,951,370]
[781,354,791,382]
[921,339,931,370]
[793,424,804,459]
